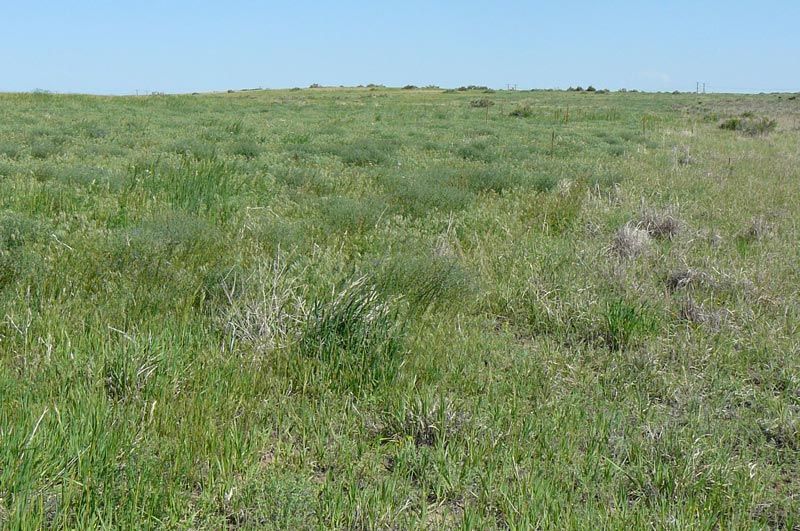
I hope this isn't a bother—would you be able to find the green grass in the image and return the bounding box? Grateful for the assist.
[0,87,799,528]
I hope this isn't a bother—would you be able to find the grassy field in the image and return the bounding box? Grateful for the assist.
[1,86,799,529]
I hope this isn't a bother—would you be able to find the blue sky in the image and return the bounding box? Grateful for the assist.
[2,1,798,94]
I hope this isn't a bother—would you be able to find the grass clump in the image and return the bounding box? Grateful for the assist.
[601,298,659,351]
[0,212,44,250]
[469,98,494,108]
[526,180,585,234]
[719,115,778,136]
[135,158,241,218]
[221,254,307,355]
[30,139,62,159]
[375,251,472,314]
[317,196,387,234]
[509,104,534,118]
[0,142,21,159]
[612,224,651,258]
[456,140,496,162]
[297,276,406,393]
[638,207,682,239]
[456,167,521,193]
[229,139,262,159]
[169,138,218,160]
[378,394,468,447]
[328,138,395,166]
[383,170,472,217]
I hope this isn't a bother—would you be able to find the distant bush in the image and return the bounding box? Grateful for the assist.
[719,114,777,136]
[456,85,489,91]
[509,104,534,118]
[585,86,596,92]
[469,98,494,108]
[402,85,418,90]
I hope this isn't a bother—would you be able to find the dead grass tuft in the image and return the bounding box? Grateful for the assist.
[666,269,716,292]
[612,224,651,258]
[221,253,307,354]
[377,396,469,447]
[679,298,727,329]
[639,206,682,240]
[742,216,773,242]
